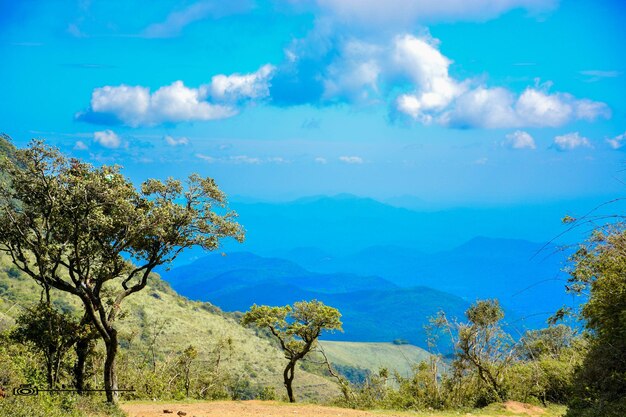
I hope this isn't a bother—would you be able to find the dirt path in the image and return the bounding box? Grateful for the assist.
[120,400,550,417]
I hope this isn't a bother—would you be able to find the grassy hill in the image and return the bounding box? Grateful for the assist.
[0,255,339,401]
[318,341,431,380]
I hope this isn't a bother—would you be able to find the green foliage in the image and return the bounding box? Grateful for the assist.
[0,139,244,402]
[242,300,342,402]
[564,227,626,417]
[446,299,514,404]
[10,302,84,388]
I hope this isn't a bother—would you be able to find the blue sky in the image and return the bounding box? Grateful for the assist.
[1,0,625,206]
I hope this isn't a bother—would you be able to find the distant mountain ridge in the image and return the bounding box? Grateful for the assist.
[275,236,574,328]
[162,251,469,347]
[225,193,615,256]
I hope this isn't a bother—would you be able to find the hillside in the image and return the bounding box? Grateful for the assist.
[0,255,339,401]
[318,341,431,380]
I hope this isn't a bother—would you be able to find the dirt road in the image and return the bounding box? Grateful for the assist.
[121,400,551,417]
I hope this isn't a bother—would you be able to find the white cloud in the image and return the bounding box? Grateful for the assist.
[391,35,464,123]
[552,132,592,151]
[205,64,274,102]
[474,157,488,165]
[80,65,273,127]
[390,36,610,128]
[93,130,121,149]
[504,130,536,150]
[339,156,364,164]
[607,131,626,150]
[314,157,328,164]
[164,135,189,146]
[74,140,88,150]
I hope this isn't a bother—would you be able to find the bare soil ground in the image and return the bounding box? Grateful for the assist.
[120,400,558,417]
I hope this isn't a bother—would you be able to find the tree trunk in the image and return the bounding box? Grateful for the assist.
[103,330,119,404]
[283,362,296,403]
[46,355,54,389]
[74,337,91,394]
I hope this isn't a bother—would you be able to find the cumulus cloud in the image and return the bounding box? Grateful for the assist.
[164,135,189,146]
[392,35,465,123]
[274,26,609,129]
[504,130,536,150]
[390,36,610,128]
[339,156,364,164]
[93,130,121,148]
[78,65,273,127]
[205,64,275,102]
[552,132,592,151]
[314,157,328,164]
[607,132,626,150]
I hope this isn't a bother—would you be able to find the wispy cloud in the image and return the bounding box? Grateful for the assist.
[580,70,621,82]
[164,135,189,146]
[607,131,626,150]
[142,0,254,38]
[196,154,288,164]
[339,156,364,164]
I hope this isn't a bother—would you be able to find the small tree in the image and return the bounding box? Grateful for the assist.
[10,302,83,389]
[0,139,244,403]
[434,299,514,405]
[241,300,342,402]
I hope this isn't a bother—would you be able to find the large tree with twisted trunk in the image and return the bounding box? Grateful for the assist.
[0,139,244,403]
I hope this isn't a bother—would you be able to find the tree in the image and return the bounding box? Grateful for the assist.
[565,227,626,417]
[241,300,342,402]
[0,139,244,403]
[10,301,83,389]
[435,299,514,404]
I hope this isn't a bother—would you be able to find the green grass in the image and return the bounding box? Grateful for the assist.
[318,341,431,379]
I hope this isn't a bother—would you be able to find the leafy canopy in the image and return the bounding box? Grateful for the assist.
[242,300,342,360]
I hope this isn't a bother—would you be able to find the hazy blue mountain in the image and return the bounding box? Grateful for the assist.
[160,252,468,346]
[226,194,615,256]
[276,237,574,328]
[164,252,397,296]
